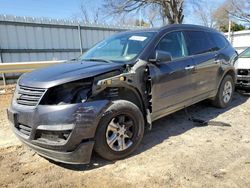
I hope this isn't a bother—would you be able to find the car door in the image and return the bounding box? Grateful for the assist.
[148,31,196,120]
[184,30,221,96]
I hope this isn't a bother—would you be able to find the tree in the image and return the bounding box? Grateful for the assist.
[191,0,218,28]
[73,1,105,24]
[144,5,163,27]
[104,0,184,25]
[220,22,246,32]
[79,4,90,23]
[227,0,250,23]
[212,0,249,32]
[212,1,231,31]
[119,17,150,26]
[135,19,150,27]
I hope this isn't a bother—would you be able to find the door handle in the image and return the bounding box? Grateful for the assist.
[185,65,195,70]
[214,59,222,64]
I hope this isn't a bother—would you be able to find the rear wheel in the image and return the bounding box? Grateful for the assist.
[212,75,234,108]
[94,100,144,161]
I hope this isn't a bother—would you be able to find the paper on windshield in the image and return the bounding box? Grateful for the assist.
[129,36,147,41]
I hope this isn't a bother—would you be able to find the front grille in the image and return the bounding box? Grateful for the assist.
[238,69,249,76]
[17,124,32,137]
[237,80,250,84]
[16,85,46,106]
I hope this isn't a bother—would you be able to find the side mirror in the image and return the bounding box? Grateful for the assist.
[150,50,172,64]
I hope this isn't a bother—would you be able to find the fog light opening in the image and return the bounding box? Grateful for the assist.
[36,130,72,144]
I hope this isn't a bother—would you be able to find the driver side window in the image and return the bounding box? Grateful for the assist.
[156,31,188,60]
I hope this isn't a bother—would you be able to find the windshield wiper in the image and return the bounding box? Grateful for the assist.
[81,58,114,64]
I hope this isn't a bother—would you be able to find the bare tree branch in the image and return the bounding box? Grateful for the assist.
[191,0,218,28]
[80,4,90,23]
[77,0,106,24]
[104,0,185,25]
[227,0,250,23]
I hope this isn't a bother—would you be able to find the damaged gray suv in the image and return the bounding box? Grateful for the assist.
[8,24,237,164]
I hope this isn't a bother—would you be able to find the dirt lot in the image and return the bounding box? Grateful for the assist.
[0,87,249,188]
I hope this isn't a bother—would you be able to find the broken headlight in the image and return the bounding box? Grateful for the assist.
[40,78,93,105]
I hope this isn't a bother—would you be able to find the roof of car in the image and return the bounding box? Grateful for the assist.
[161,24,218,32]
[124,24,219,34]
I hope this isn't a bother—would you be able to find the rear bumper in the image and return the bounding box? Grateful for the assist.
[7,100,111,164]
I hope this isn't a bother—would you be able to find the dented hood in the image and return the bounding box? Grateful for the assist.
[19,60,122,88]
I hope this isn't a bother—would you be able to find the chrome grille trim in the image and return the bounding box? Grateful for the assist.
[16,85,46,106]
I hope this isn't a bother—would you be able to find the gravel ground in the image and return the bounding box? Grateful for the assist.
[0,88,249,188]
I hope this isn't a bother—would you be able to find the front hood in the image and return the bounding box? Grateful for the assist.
[19,60,122,88]
[234,58,250,70]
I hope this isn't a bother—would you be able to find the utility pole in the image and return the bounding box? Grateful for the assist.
[139,9,142,27]
[228,19,232,43]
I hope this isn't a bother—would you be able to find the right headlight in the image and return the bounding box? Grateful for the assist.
[40,78,93,105]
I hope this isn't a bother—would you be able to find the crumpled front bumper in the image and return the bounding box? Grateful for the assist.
[7,100,111,164]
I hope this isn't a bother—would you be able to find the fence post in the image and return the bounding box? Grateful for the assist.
[78,24,83,54]
[0,50,6,88]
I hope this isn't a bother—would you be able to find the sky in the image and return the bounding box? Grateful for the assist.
[0,0,225,25]
[0,0,101,19]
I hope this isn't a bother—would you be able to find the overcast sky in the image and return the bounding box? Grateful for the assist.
[0,0,225,26]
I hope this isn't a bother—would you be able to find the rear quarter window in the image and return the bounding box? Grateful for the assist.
[207,32,228,50]
[184,30,214,55]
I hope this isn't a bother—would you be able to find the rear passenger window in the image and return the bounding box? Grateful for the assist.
[156,31,188,59]
[184,31,214,55]
[207,32,228,50]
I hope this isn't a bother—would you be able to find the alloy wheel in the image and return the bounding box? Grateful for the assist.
[105,115,134,151]
[222,81,233,103]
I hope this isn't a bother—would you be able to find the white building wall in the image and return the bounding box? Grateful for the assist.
[224,30,250,53]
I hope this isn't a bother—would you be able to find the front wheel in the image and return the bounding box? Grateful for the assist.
[212,75,234,108]
[94,100,144,161]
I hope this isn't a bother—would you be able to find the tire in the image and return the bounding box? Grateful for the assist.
[94,100,145,161]
[212,75,235,108]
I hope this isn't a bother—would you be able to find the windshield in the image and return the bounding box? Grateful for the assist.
[80,32,156,62]
[239,48,250,58]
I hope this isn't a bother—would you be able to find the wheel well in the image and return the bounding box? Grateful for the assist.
[114,87,144,113]
[91,87,145,114]
[225,69,236,83]
[215,69,236,93]
[217,69,236,91]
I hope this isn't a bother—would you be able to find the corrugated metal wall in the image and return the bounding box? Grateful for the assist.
[0,15,138,63]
